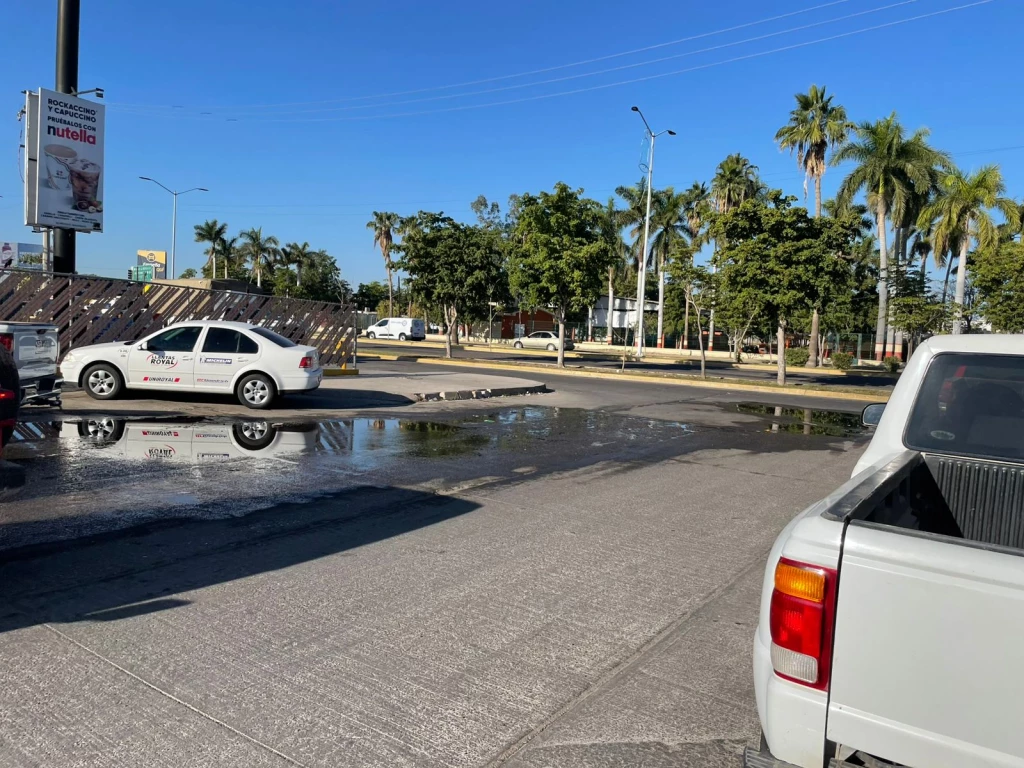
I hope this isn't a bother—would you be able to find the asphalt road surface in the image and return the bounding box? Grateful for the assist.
[0,370,870,767]
[361,341,898,389]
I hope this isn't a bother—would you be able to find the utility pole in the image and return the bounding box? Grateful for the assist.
[52,0,80,275]
[630,106,675,358]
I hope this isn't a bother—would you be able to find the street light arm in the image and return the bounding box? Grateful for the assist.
[179,187,208,196]
[631,105,654,136]
[139,176,174,196]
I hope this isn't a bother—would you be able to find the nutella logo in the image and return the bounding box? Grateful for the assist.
[46,125,97,144]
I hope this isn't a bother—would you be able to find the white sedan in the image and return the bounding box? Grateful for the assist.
[60,321,322,409]
[512,331,575,351]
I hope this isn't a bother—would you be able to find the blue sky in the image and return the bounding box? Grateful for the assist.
[2,0,1020,287]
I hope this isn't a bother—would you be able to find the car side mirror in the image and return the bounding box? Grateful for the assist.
[862,403,886,427]
[137,341,149,351]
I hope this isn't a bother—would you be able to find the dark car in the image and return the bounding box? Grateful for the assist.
[0,344,18,449]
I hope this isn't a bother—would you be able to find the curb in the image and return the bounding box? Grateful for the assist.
[324,368,360,377]
[408,358,889,403]
[414,383,548,402]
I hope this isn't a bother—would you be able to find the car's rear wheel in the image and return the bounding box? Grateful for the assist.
[546,343,556,351]
[236,373,275,409]
[78,418,125,444]
[83,363,123,400]
[513,341,523,349]
[399,333,407,341]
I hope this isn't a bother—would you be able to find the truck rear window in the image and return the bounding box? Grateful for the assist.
[906,352,1024,462]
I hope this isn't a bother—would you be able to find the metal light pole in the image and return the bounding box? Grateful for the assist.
[139,177,207,279]
[630,106,675,358]
[52,0,80,274]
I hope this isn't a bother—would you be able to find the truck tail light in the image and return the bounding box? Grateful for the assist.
[0,333,12,352]
[299,355,313,369]
[769,558,837,690]
[0,389,15,401]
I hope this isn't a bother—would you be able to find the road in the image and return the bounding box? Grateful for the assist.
[0,366,870,767]
[360,341,898,389]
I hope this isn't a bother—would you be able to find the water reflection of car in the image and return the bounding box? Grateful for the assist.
[512,331,574,351]
[67,419,318,461]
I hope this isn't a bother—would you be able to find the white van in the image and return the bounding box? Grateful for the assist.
[364,318,425,341]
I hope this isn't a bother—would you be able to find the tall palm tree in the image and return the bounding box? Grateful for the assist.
[776,86,853,366]
[281,241,312,287]
[649,188,689,347]
[917,165,1020,332]
[218,236,239,279]
[193,219,228,279]
[614,179,652,268]
[598,197,630,344]
[833,113,949,358]
[366,211,400,317]
[711,154,761,214]
[239,227,280,289]
[679,182,712,349]
[775,85,854,218]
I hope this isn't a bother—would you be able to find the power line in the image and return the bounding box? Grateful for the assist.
[115,0,921,119]
[175,1,993,124]
[107,0,856,113]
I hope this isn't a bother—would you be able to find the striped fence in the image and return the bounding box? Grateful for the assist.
[0,269,356,367]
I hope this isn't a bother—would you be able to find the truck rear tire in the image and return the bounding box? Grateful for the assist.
[83,363,123,400]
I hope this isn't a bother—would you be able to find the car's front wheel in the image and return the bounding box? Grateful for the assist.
[83,363,123,400]
[366,331,376,340]
[236,373,275,409]
[399,333,407,341]
[513,341,523,349]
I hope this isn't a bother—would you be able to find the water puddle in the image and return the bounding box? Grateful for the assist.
[734,403,865,437]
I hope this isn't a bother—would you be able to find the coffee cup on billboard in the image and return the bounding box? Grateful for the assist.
[44,144,76,190]
[68,159,102,211]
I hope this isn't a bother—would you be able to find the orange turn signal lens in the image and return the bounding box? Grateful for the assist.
[775,560,826,603]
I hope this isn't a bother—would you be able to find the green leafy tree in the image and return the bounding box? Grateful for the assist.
[711,192,854,384]
[670,262,716,377]
[178,268,198,279]
[366,211,401,317]
[352,282,390,312]
[917,165,1020,332]
[193,219,228,279]
[238,227,280,289]
[833,113,949,358]
[395,213,505,358]
[890,295,950,356]
[598,197,630,343]
[971,240,1024,332]
[509,183,615,367]
[775,84,853,366]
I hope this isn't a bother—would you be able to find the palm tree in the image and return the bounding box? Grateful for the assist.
[218,236,239,279]
[239,227,280,289]
[775,85,854,218]
[679,182,712,349]
[281,241,312,287]
[833,113,949,358]
[193,219,228,279]
[776,86,853,366]
[366,211,400,317]
[711,154,761,214]
[649,188,689,347]
[614,179,651,268]
[598,198,629,344]
[917,165,1020,332]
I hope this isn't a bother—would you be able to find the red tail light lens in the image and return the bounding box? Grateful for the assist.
[769,558,837,690]
[299,355,313,369]
[0,333,12,352]
[0,389,15,401]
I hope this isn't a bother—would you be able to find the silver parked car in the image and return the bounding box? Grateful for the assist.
[512,331,574,351]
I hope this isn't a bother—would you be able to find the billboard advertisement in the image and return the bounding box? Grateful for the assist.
[30,88,105,233]
[137,250,167,279]
[1,242,45,270]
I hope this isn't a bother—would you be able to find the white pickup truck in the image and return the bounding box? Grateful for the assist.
[0,321,61,407]
[746,334,1024,768]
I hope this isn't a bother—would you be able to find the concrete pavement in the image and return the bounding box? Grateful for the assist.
[0,367,871,767]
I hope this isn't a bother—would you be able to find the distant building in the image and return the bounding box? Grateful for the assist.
[591,296,659,331]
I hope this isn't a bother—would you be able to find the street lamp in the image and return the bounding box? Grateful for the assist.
[139,177,208,279]
[630,106,675,358]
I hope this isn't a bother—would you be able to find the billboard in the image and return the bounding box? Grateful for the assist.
[28,88,105,233]
[137,250,167,279]
[0,242,45,270]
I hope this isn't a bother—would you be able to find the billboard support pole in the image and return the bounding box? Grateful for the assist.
[53,0,80,275]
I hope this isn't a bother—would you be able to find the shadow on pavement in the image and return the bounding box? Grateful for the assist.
[0,486,479,635]
[67,387,417,412]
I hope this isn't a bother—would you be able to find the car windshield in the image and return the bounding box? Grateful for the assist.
[905,352,1024,462]
[250,327,297,348]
